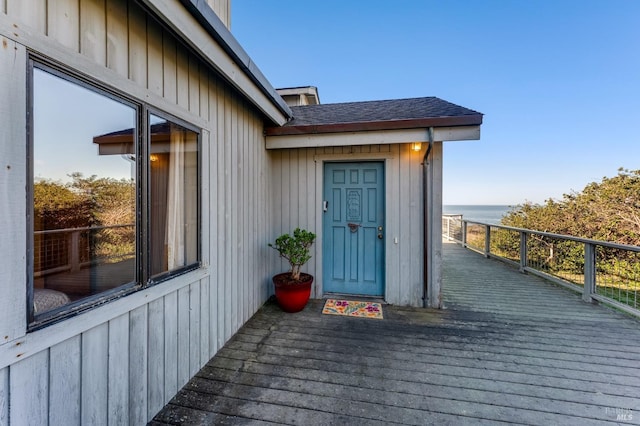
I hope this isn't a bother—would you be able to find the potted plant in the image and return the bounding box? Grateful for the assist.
[268,228,316,312]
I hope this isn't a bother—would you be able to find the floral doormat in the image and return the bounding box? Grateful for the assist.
[322,299,384,319]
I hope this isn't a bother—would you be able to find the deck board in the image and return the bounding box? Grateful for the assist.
[152,242,640,425]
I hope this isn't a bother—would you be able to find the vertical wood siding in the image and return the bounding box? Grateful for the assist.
[81,323,109,425]
[106,0,129,77]
[0,367,8,424]
[0,0,272,423]
[80,0,107,66]
[269,144,428,306]
[49,336,82,425]
[207,0,231,29]
[128,305,148,425]
[48,1,80,51]
[107,314,130,425]
[6,0,46,33]
[9,351,48,425]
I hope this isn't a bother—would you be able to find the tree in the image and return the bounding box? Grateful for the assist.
[498,169,640,279]
[34,173,136,266]
[33,179,94,230]
[34,173,135,230]
[67,173,135,227]
[501,168,640,245]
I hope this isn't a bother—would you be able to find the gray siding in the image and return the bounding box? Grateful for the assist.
[207,0,231,28]
[268,143,432,306]
[0,0,271,424]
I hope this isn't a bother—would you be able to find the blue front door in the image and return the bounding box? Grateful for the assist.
[322,162,385,296]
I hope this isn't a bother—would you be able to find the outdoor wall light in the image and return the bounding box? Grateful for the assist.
[411,142,422,152]
[150,154,159,162]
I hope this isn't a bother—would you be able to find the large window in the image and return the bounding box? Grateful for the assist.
[29,61,200,326]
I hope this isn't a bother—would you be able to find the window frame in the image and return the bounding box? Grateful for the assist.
[26,57,202,330]
[144,107,203,285]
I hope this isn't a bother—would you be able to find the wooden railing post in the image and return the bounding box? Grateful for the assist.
[462,221,467,247]
[70,230,81,272]
[583,242,596,302]
[484,225,491,257]
[519,231,528,273]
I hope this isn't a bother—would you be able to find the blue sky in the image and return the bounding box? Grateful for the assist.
[232,0,640,205]
[34,69,135,182]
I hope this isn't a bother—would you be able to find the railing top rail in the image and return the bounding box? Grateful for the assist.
[460,219,640,252]
[34,224,135,235]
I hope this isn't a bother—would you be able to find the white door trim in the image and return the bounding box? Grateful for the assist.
[313,151,396,300]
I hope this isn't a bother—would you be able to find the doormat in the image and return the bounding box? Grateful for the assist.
[322,299,383,319]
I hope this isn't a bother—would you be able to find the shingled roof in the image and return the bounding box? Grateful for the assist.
[265,97,483,136]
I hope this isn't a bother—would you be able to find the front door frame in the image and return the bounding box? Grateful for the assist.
[313,152,395,301]
[322,161,385,296]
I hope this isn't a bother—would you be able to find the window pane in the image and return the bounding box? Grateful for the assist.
[32,68,137,316]
[149,115,199,277]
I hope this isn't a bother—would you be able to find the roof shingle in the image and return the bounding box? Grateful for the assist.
[266,96,483,136]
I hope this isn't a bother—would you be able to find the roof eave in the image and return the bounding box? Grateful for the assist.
[139,0,292,125]
[265,114,483,136]
[179,0,292,120]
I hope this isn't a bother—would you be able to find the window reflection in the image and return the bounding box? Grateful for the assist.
[32,68,136,315]
[149,115,199,277]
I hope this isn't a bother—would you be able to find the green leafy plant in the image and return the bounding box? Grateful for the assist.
[269,228,316,281]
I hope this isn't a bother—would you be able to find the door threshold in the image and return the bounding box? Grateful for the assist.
[323,293,387,305]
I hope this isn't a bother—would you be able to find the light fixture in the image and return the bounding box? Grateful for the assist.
[150,154,159,162]
[411,142,422,152]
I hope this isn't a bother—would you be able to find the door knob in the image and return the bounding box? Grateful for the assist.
[378,233,383,239]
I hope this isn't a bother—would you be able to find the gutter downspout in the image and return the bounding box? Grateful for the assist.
[422,127,434,308]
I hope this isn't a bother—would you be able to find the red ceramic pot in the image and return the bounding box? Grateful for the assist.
[273,272,313,313]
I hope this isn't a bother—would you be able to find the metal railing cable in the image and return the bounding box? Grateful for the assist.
[34,224,135,277]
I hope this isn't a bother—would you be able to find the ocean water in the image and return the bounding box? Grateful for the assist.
[443,205,515,225]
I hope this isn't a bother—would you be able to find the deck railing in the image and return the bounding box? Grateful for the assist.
[442,214,640,317]
[34,224,135,277]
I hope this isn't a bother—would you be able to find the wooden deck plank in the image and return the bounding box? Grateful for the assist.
[194,364,615,424]
[235,320,640,367]
[180,376,528,426]
[220,335,640,394]
[234,321,640,364]
[150,403,281,425]
[152,242,640,425]
[205,355,639,422]
[210,345,638,418]
[164,390,396,426]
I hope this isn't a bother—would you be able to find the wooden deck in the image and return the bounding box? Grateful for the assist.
[151,242,640,425]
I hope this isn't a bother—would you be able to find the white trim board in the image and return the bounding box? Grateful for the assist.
[0,267,210,369]
[267,126,480,150]
[313,151,397,300]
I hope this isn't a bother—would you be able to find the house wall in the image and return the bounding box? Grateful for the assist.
[268,143,440,307]
[207,0,231,28]
[0,0,272,424]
